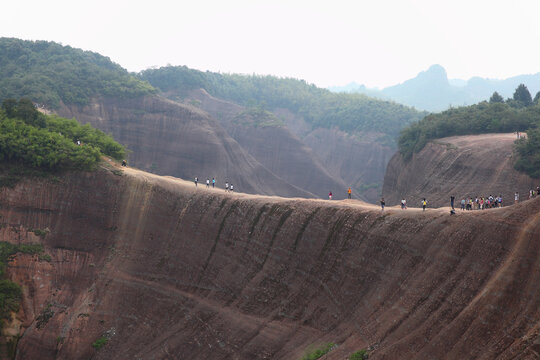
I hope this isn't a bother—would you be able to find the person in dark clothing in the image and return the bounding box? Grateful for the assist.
[121,160,127,167]
[195,177,198,187]
[450,195,455,210]
[380,197,385,211]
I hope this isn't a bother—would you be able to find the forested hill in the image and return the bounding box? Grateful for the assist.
[397,87,540,178]
[139,66,425,137]
[0,38,155,108]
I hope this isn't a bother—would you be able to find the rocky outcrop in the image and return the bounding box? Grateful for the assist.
[56,95,312,198]
[382,133,537,207]
[2,165,540,359]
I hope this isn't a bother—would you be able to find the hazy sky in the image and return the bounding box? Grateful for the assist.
[2,0,540,88]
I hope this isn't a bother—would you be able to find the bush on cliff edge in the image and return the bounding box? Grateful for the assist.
[0,98,125,172]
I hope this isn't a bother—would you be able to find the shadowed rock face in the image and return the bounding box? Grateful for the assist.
[187,90,348,200]
[185,89,393,202]
[2,167,540,359]
[273,108,395,203]
[56,95,312,198]
[382,133,537,208]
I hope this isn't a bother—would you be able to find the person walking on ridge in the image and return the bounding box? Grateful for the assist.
[206,178,210,188]
[515,191,519,204]
[347,187,352,199]
[212,177,215,188]
[401,198,406,209]
[230,184,234,192]
[329,191,333,200]
[450,195,455,210]
[225,182,229,192]
[380,197,385,211]
[195,177,198,187]
[422,198,427,211]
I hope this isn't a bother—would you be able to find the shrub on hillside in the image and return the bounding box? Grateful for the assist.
[0,242,45,329]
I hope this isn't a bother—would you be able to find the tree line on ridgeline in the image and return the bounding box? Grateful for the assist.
[0,38,155,108]
[398,84,540,178]
[139,66,425,139]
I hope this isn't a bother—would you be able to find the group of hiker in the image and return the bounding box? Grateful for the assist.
[381,197,427,211]
[377,188,540,214]
[453,195,504,211]
[194,177,234,192]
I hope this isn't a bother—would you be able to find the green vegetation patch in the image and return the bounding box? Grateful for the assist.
[35,303,54,329]
[92,336,108,350]
[514,127,540,178]
[0,242,45,329]
[0,38,155,108]
[350,349,369,360]
[0,98,125,177]
[233,106,285,128]
[300,342,336,360]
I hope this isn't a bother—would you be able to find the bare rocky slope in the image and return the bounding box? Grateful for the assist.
[382,133,538,207]
[2,163,540,359]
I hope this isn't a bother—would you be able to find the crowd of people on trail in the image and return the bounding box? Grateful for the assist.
[454,195,504,211]
[194,177,234,193]
[450,187,540,212]
[191,175,540,213]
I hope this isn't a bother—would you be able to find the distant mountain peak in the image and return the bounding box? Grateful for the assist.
[417,64,448,82]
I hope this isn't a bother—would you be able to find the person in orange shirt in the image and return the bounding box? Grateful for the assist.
[347,187,352,199]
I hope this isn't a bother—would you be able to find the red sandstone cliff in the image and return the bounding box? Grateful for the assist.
[382,133,537,207]
[1,164,540,359]
[56,95,312,198]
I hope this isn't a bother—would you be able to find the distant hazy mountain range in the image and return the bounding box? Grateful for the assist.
[329,64,540,112]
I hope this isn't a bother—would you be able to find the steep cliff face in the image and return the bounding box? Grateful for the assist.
[2,165,540,359]
[186,89,347,199]
[382,133,537,207]
[273,108,395,203]
[56,95,312,198]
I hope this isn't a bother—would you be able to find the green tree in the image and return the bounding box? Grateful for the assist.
[489,91,504,103]
[534,91,540,105]
[513,84,533,106]
[1,99,17,118]
[15,98,45,128]
[514,127,540,178]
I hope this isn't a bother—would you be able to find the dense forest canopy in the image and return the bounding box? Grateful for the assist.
[0,98,125,172]
[139,66,425,138]
[0,38,155,108]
